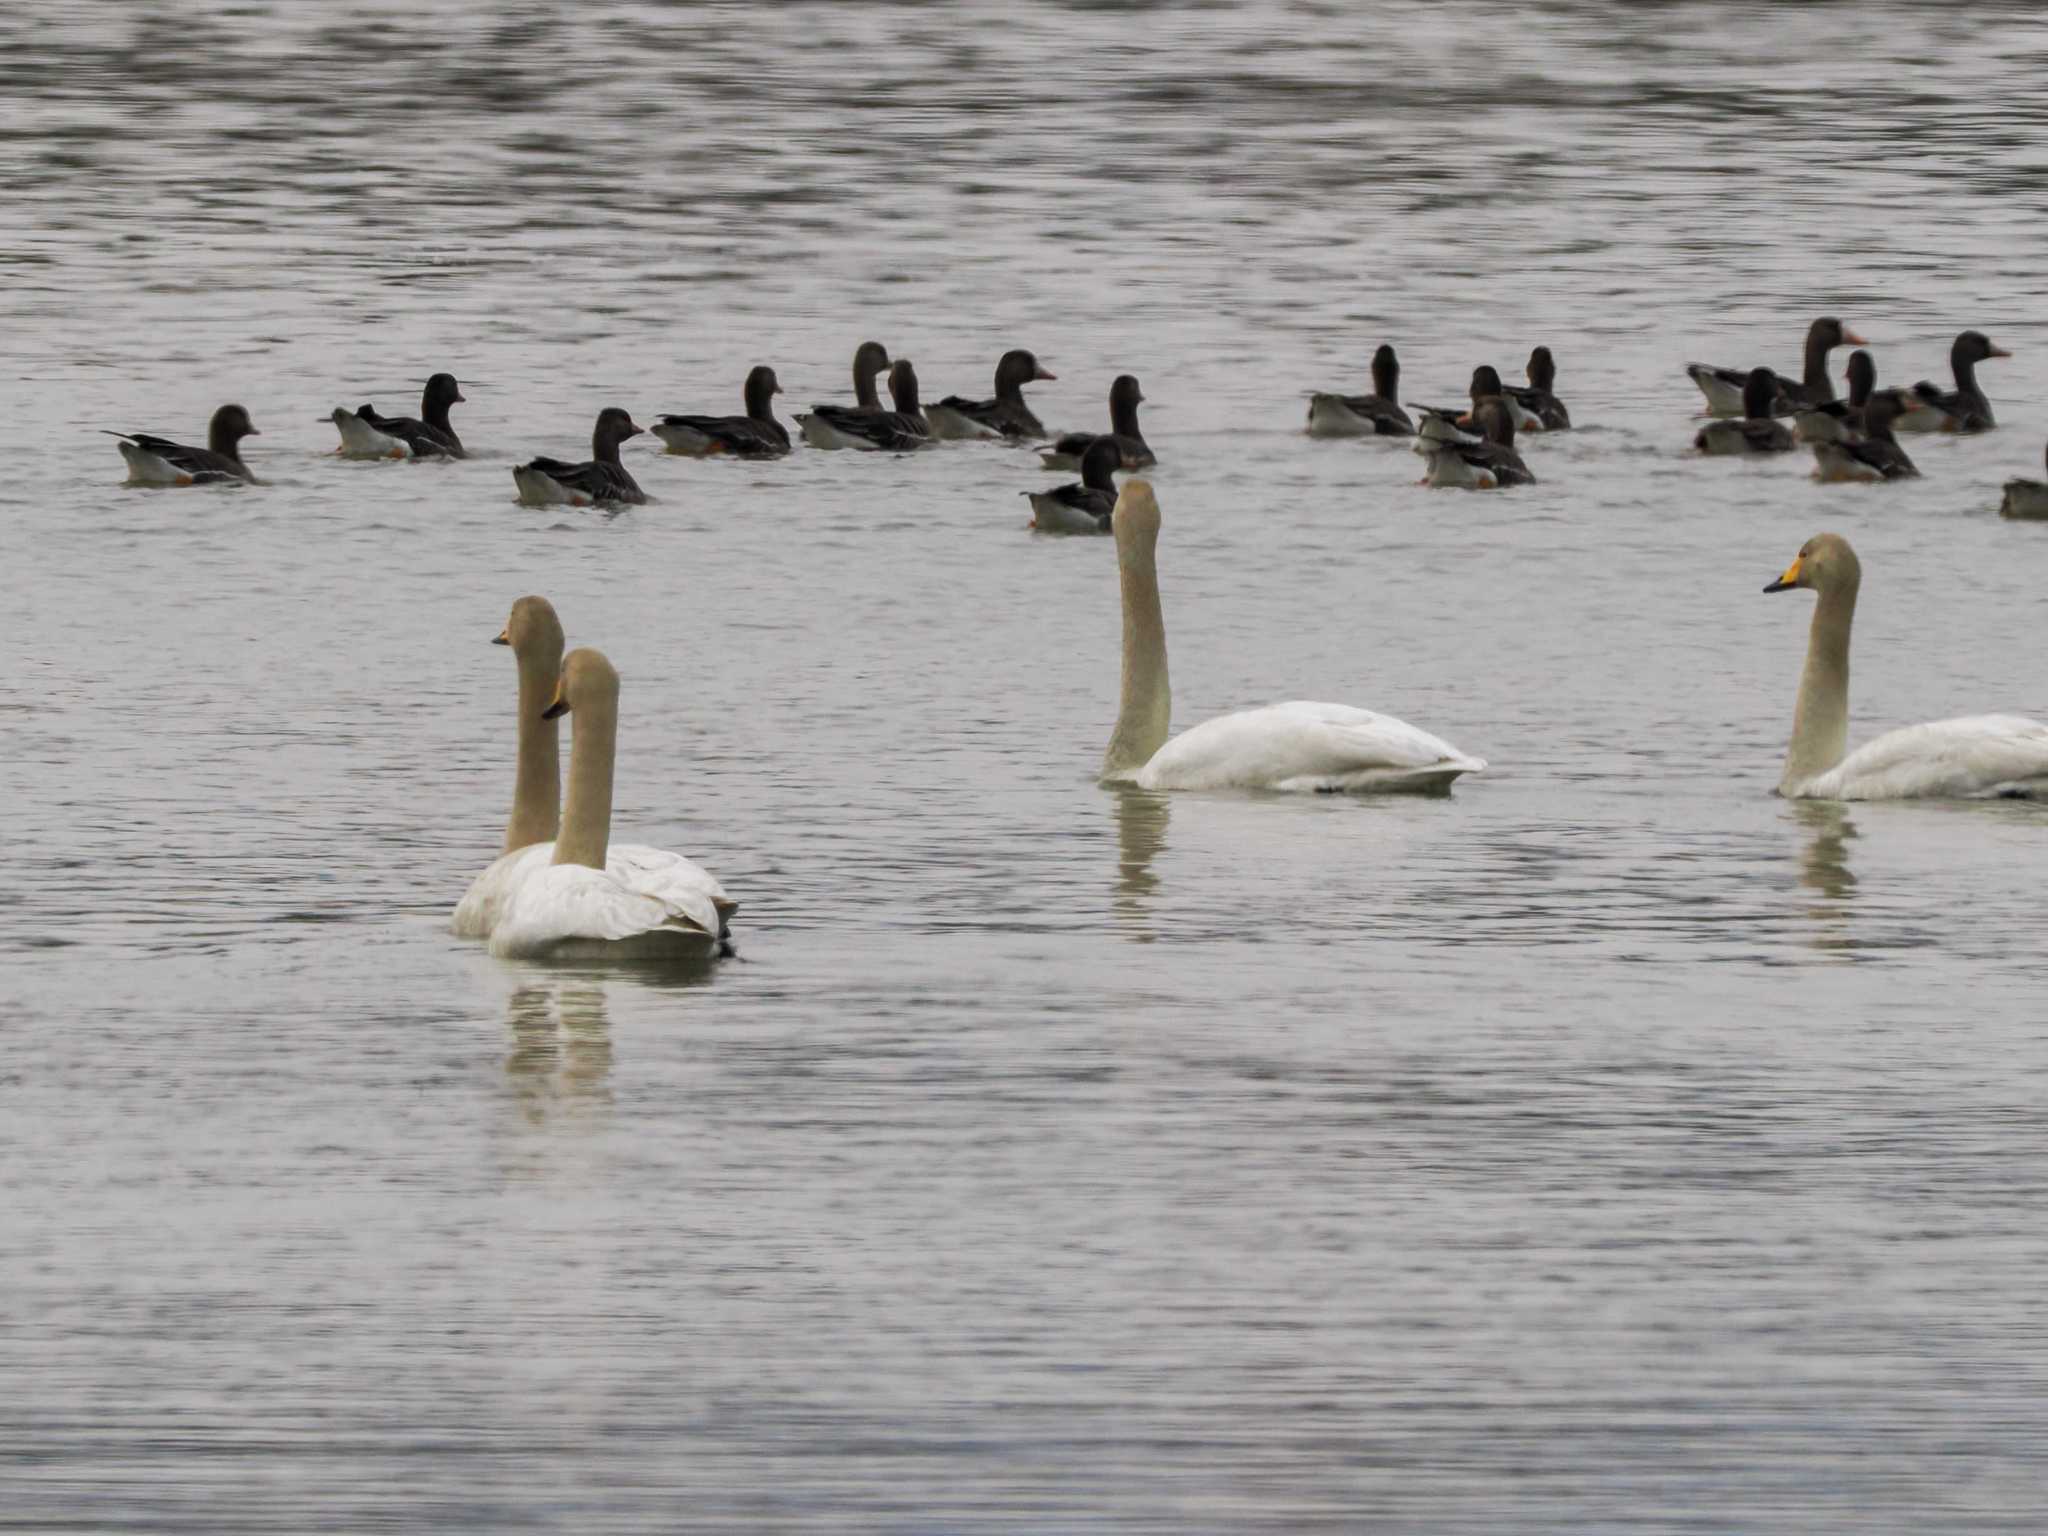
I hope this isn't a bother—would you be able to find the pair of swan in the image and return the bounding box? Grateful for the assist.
[453,597,734,960]
[1100,487,2048,802]
[1765,534,2048,799]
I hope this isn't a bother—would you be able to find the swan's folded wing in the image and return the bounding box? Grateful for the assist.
[609,842,735,929]
[1823,715,2048,799]
[488,864,706,958]
[452,843,554,938]
[1142,701,1483,791]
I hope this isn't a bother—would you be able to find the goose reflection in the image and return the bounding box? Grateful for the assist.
[1112,785,1169,936]
[506,978,614,1123]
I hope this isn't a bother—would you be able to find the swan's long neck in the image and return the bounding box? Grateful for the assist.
[505,648,562,852]
[553,690,617,870]
[1783,578,1856,794]
[1103,538,1171,779]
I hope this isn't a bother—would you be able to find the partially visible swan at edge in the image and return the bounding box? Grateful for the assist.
[1099,481,1484,793]
[490,648,730,961]
[452,597,734,942]
[1764,533,2048,799]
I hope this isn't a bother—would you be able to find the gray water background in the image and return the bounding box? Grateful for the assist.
[5,2,2048,1529]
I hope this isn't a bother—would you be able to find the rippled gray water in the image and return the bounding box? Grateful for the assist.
[7,2,2048,1529]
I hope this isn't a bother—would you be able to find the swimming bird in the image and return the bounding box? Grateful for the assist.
[489,648,732,961]
[1763,534,2048,798]
[1041,374,1155,470]
[789,359,930,452]
[1695,369,1794,455]
[1809,390,1917,482]
[1099,481,1483,793]
[1306,343,1414,438]
[1999,441,2048,519]
[1025,435,1121,533]
[926,349,1055,440]
[108,404,259,485]
[1687,316,1866,417]
[651,365,790,458]
[1792,350,1877,443]
[796,341,892,450]
[1504,345,1571,430]
[511,408,646,507]
[1894,330,2009,433]
[1418,393,1534,488]
[332,373,467,459]
[453,596,735,942]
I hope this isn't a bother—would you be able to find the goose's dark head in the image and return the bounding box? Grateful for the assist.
[593,407,642,456]
[1741,367,1778,421]
[1863,389,1909,439]
[1526,345,1556,391]
[744,364,781,416]
[1468,365,1505,403]
[209,403,259,453]
[853,340,891,383]
[1843,350,1876,405]
[1080,433,1122,490]
[996,349,1055,395]
[1954,329,2011,369]
[424,372,465,411]
[888,359,921,414]
[1371,343,1399,398]
[1108,373,1144,411]
[1809,316,1867,353]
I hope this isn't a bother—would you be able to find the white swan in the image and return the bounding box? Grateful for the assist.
[491,649,729,961]
[1099,481,1484,793]
[1765,534,2048,799]
[452,597,734,940]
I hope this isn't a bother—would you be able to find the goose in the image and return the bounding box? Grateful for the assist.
[107,404,258,485]
[511,407,646,507]
[1042,374,1155,470]
[1810,390,1917,482]
[1792,350,1877,443]
[1895,330,2009,434]
[453,598,735,944]
[786,359,930,452]
[651,365,790,458]
[926,348,1055,440]
[1098,481,1483,793]
[1694,369,1794,455]
[1306,343,1414,438]
[332,373,467,459]
[1504,345,1571,431]
[1025,434,1120,533]
[490,648,731,961]
[1687,316,1865,417]
[1762,534,2048,799]
[796,341,892,450]
[1418,395,1534,489]
[2000,441,2048,519]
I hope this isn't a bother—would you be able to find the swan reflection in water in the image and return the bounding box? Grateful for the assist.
[1791,799,1858,950]
[505,978,615,1124]
[1111,785,1169,937]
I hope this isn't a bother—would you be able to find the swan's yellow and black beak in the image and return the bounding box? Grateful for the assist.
[542,680,571,720]
[1763,554,1803,593]
[492,626,510,646]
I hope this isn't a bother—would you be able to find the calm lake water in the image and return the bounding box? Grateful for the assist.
[6,2,2048,1530]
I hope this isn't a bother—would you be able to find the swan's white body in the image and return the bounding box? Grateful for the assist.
[1101,481,1483,795]
[454,842,731,940]
[1767,534,2048,800]
[489,852,726,961]
[1783,716,2048,801]
[332,408,410,460]
[1121,700,1483,793]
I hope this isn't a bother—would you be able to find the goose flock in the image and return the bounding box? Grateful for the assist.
[105,318,2048,963]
